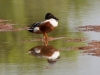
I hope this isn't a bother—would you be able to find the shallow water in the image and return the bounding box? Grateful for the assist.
[0,0,100,75]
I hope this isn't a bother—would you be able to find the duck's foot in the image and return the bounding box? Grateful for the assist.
[41,37,54,46]
[42,37,53,41]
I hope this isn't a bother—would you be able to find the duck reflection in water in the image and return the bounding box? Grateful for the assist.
[28,44,60,64]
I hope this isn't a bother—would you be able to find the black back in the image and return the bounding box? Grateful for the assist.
[28,22,41,33]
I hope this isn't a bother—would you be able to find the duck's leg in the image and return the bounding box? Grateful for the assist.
[44,39,48,46]
[43,32,49,39]
[42,33,49,46]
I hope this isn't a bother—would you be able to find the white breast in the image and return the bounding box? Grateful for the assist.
[44,18,58,27]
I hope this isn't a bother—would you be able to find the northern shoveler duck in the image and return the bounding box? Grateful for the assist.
[28,45,60,64]
[28,13,59,39]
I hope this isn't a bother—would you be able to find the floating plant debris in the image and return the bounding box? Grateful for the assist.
[76,25,100,56]
[0,24,13,30]
[65,40,100,56]
[0,19,10,22]
[78,25,100,32]
[21,37,66,42]
[0,19,28,31]
[0,19,14,31]
[82,40,100,56]
[64,38,87,42]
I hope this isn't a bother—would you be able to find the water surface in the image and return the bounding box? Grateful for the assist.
[0,0,100,75]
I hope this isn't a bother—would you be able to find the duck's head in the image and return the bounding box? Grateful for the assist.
[45,13,59,20]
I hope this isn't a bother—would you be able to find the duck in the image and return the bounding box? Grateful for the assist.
[28,13,59,39]
[28,45,60,64]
